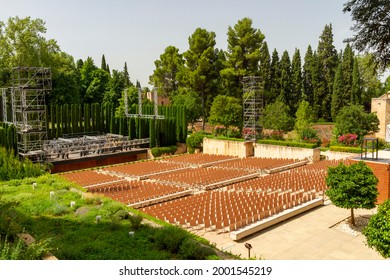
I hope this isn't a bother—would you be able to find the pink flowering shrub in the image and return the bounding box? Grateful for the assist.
[337,133,358,147]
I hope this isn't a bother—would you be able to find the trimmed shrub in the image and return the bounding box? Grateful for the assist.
[329,146,362,154]
[257,140,318,149]
[128,214,143,230]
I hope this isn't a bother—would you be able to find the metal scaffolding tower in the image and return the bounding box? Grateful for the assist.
[1,88,8,123]
[11,66,51,162]
[242,76,263,142]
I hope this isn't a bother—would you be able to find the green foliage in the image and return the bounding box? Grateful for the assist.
[186,131,205,153]
[0,175,218,260]
[178,238,217,260]
[128,214,143,230]
[262,100,294,133]
[344,0,390,70]
[329,145,362,154]
[257,139,318,149]
[151,146,177,158]
[363,199,390,258]
[208,95,242,135]
[298,127,321,146]
[334,104,379,140]
[153,226,188,254]
[0,147,46,181]
[325,161,379,225]
[294,100,315,137]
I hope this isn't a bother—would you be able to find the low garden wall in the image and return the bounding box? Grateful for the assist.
[254,144,321,162]
[203,138,320,161]
[202,138,253,158]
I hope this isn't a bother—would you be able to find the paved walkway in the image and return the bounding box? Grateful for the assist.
[195,201,384,260]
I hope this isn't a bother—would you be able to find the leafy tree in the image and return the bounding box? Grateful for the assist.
[343,0,390,70]
[180,28,220,130]
[208,95,242,136]
[221,17,264,98]
[103,69,125,107]
[83,69,110,104]
[149,46,184,98]
[356,54,384,110]
[295,100,315,137]
[171,88,201,129]
[49,52,81,105]
[334,104,379,141]
[326,161,378,226]
[0,16,60,68]
[262,100,294,133]
[384,75,390,93]
[363,199,390,258]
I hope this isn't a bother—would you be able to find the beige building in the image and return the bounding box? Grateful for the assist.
[371,92,390,140]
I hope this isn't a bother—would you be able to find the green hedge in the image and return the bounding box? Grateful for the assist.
[329,145,362,154]
[257,139,318,149]
[151,145,177,157]
[206,136,245,142]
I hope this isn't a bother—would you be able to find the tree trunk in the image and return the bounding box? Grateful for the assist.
[350,208,355,226]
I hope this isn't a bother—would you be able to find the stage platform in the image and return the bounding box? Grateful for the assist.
[49,148,148,173]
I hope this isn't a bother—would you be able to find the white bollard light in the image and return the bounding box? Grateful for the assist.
[96,215,101,223]
[70,201,75,208]
[50,191,55,198]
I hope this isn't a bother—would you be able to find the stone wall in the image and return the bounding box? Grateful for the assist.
[371,92,390,140]
[254,144,321,162]
[203,138,253,158]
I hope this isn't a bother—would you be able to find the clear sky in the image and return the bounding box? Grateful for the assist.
[1,0,357,86]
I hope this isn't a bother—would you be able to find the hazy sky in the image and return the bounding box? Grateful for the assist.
[1,0,357,86]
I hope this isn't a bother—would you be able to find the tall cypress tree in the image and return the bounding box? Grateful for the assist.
[269,49,281,104]
[302,45,314,104]
[331,63,344,121]
[259,41,271,106]
[317,24,338,120]
[291,48,303,115]
[351,57,362,105]
[278,50,292,114]
[342,44,354,104]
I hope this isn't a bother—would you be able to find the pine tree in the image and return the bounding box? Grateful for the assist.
[221,17,264,98]
[101,54,107,72]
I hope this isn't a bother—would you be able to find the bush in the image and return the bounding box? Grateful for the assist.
[128,214,143,230]
[178,238,216,260]
[186,131,205,151]
[337,133,358,147]
[151,146,177,157]
[329,146,362,153]
[257,139,318,149]
[299,127,321,146]
[262,130,284,141]
[153,226,188,254]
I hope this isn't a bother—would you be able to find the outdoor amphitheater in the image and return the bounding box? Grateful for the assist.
[59,152,346,241]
